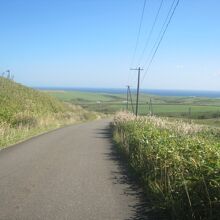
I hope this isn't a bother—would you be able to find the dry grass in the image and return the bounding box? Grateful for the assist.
[0,108,100,148]
[113,111,220,220]
[0,77,102,148]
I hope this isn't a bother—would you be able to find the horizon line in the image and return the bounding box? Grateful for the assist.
[33,86,220,93]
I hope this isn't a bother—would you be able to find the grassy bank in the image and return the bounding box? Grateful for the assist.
[112,112,220,220]
[0,77,99,148]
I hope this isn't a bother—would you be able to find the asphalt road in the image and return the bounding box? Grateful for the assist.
[0,120,153,220]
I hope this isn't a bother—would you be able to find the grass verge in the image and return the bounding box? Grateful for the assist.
[112,111,220,220]
[0,107,100,149]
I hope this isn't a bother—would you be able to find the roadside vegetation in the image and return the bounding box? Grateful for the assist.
[0,77,100,148]
[112,111,220,220]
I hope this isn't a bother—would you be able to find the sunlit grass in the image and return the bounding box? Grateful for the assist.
[0,77,100,148]
[113,111,220,220]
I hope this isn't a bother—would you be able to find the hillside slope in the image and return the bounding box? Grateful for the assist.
[0,77,98,148]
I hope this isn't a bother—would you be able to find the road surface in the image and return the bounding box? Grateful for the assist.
[0,120,155,220]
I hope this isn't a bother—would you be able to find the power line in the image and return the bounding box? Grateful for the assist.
[137,0,164,67]
[141,0,180,83]
[129,0,147,68]
[142,0,176,69]
[141,0,180,81]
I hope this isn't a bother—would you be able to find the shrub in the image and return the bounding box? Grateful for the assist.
[11,113,38,128]
[113,112,220,220]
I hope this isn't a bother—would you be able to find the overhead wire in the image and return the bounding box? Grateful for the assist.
[141,0,180,83]
[129,0,147,68]
[137,0,164,67]
[127,0,147,86]
[141,0,177,70]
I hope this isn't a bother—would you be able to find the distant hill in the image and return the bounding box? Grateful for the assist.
[0,77,98,148]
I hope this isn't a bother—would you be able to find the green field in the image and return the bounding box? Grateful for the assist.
[46,90,220,124]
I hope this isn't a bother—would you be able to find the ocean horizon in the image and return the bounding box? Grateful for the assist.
[36,87,220,98]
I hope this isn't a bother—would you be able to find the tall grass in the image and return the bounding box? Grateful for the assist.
[113,112,220,220]
[0,77,100,148]
[0,109,99,148]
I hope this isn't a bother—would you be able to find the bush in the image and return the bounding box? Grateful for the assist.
[113,112,220,220]
[12,113,38,128]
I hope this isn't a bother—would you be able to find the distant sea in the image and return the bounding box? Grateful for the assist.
[37,87,220,98]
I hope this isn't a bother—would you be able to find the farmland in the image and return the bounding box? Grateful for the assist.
[45,90,220,127]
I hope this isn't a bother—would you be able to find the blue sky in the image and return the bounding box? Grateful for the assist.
[0,0,220,90]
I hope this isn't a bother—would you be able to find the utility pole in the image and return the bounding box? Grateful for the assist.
[127,85,135,114]
[128,86,134,114]
[130,67,144,116]
[126,85,129,110]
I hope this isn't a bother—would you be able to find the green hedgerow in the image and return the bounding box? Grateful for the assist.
[113,112,220,220]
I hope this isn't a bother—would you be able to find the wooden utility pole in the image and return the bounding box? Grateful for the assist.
[130,67,144,116]
[126,86,129,110]
[127,85,135,114]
